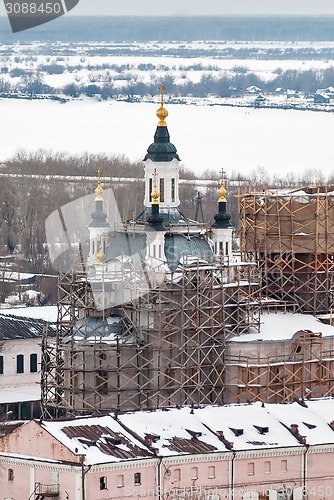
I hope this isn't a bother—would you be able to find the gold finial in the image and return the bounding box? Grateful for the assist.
[95,168,103,201]
[151,169,160,205]
[156,83,168,127]
[218,168,227,202]
[96,233,104,264]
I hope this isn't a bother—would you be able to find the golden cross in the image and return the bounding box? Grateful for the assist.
[159,83,165,103]
[151,168,160,205]
[97,167,102,182]
[220,168,225,184]
[152,168,158,189]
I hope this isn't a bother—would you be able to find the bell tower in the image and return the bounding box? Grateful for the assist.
[143,84,181,208]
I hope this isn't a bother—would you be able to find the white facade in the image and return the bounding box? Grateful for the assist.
[144,158,180,208]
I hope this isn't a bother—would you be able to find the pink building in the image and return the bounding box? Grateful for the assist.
[1,399,334,499]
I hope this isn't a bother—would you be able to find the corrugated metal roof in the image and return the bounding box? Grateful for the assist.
[165,437,217,454]
[62,424,152,460]
[0,314,57,340]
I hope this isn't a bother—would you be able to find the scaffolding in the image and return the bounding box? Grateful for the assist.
[238,186,334,314]
[41,253,261,418]
[224,328,334,404]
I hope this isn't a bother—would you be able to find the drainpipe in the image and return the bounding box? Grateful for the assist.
[80,455,90,500]
[303,444,310,493]
[157,457,162,500]
[81,455,85,500]
[229,452,236,500]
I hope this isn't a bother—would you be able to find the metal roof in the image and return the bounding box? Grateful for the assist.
[0,314,57,340]
[61,424,152,460]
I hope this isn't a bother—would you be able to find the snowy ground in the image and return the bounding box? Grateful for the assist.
[1,97,334,178]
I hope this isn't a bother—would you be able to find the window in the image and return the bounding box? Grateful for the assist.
[99,476,107,490]
[16,354,24,374]
[96,371,108,395]
[134,473,141,486]
[30,353,38,373]
[174,468,181,481]
[117,474,124,488]
[149,178,153,201]
[92,240,95,254]
[247,462,254,476]
[264,461,271,474]
[191,467,198,480]
[8,468,14,481]
[0,355,3,375]
[160,178,165,203]
[225,241,229,256]
[281,459,287,472]
[208,466,215,479]
[171,178,175,202]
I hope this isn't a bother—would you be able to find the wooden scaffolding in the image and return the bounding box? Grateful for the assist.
[238,186,334,314]
[41,256,261,418]
[224,328,334,404]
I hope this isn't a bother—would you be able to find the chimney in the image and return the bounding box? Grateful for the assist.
[290,424,306,444]
[144,435,153,447]
[216,430,234,450]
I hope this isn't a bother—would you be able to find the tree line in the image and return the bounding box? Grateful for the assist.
[0,152,332,275]
[1,66,334,100]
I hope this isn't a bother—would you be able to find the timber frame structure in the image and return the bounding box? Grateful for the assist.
[224,327,334,404]
[41,257,260,418]
[238,186,334,314]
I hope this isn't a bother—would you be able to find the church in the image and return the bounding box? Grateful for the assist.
[41,89,334,418]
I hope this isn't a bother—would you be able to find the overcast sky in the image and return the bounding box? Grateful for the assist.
[69,0,334,16]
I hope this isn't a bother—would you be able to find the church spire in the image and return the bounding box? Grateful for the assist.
[95,167,103,201]
[213,169,232,229]
[89,168,109,229]
[151,168,160,205]
[156,84,168,127]
[143,84,180,163]
[147,169,164,227]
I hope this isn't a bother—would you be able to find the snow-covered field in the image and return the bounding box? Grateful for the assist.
[1,40,334,90]
[1,97,334,178]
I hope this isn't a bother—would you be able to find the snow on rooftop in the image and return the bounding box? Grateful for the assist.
[119,400,334,452]
[0,386,40,403]
[0,306,57,322]
[228,311,334,343]
[42,414,151,465]
[7,399,334,464]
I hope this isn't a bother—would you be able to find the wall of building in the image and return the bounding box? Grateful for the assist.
[0,454,82,500]
[225,333,334,404]
[0,337,41,388]
[1,437,334,500]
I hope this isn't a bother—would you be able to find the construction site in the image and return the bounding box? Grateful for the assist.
[41,97,334,419]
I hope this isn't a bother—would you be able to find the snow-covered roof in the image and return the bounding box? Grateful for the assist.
[0,385,40,403]
[228,311,334,342]
[118,400,334,454]
[9,399,334,464]
[0,306,57,322]
[42,414,152,465]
